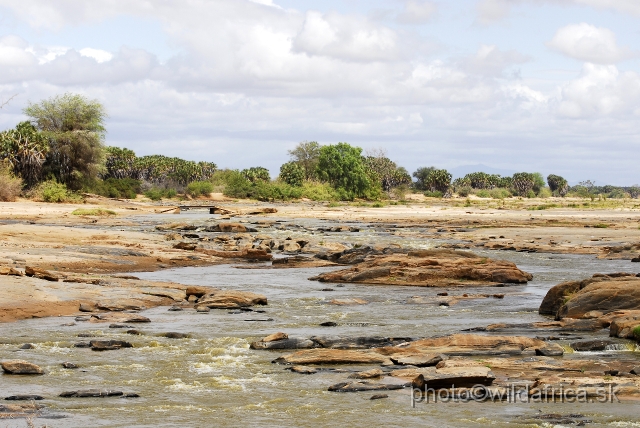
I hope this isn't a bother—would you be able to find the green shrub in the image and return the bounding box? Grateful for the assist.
[476,190,490,198]
[372,201,385,208]
[186,181,214,197]
[489,188,511,199]
[526,190,536,198]
[537,187,552,198]
[35,180,73,203]
[85,178,141,199]
[72,208,116,216]
[457,186,472,197]
[633,325,640,339]
[0,161,23,202]
[424,190,443,198]
[300,181,338,201]
[593,223,609,228]
[144,187,177,201]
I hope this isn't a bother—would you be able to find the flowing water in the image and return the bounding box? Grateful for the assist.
[1,215,640,427]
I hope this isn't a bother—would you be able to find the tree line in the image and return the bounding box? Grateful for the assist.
[1,93,638,202]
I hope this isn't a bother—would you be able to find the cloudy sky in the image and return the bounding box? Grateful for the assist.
[0,0,639,184]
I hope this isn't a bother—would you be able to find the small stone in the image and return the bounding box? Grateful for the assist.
[604,370,619,376]
[437,292,448,296]
[630,367,640,375]
[123,393,140,398]
[320,322,338,327]
[74,342,92,348]
[168,306,183,311]
[79,303,95,312]
[75,316,90,322]
[19,343,35,350]
[370,394,388,400]
[62,362,78,369]
[126,330,141,335]
[60,389,123,398]
[196,307,210,313]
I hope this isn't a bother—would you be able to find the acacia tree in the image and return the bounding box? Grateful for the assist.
[288,141,320,180]
[24,93,107,189]
[316,142,371,197]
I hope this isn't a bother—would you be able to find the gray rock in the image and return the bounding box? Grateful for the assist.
[60,389,124,398]
[4,395,44,401]
[250,338,316,350]
[570,340,615,352]
[90,340,133,351]
[62,362,78,369]
[328,382,406,392]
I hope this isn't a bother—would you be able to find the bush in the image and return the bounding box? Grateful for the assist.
[372,201,385,208]
[186,181,214,197]
[633,325,640,339]
[423,190,443,198]
[457,186,472,197]
[0,162,22,201]
[85,178,141,199]
[537,187,552,198]
[476,190,491,198]
[300,181,338,201]
[144,187,177,201]
[489,188,511,199]
[33,180,73,203]
[71,208,116,216]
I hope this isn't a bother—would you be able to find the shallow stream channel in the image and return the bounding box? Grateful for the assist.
[1,213,639,427]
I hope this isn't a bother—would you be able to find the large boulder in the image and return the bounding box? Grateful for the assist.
[555,276,640,320]
[391,365,495,390]
[394,334,548,357]
[273,349,390,365]
[309,251,532,287]
[195,290,267,310]
[1,360,44,375]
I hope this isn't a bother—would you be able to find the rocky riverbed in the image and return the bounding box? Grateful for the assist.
[1,199,639,427]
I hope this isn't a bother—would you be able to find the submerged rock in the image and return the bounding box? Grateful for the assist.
[90,340,133,351]
[273,349,389,365]
[59,389,124,398]
[328,381,406,392]
[4,395,44,401]
[571,339,616,352]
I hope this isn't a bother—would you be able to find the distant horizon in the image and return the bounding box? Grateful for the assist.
[1,0,639,184]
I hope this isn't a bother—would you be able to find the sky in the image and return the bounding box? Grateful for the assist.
[0,0,639,185]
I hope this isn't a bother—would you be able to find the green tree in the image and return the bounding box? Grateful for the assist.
[279,161,305,187]
[316,142,371,198]
[547,174,569,197]
[288,141,320,180]
[511,172,535,196]
[24,93,107,189]
[241,166,270,183]
[425,169,452,195]
[412,166,436,191]
[531,172,546,194]
[0,121,49,186]
[364,154,410,192]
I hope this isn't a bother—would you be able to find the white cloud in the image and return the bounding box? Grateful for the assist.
[547,23,634,64]
[292,11,401,62]
[475,0,512,25]
[397,1,437,24]
[557,63,640,117]
[461,45,530,77]
[79,48,114,63]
